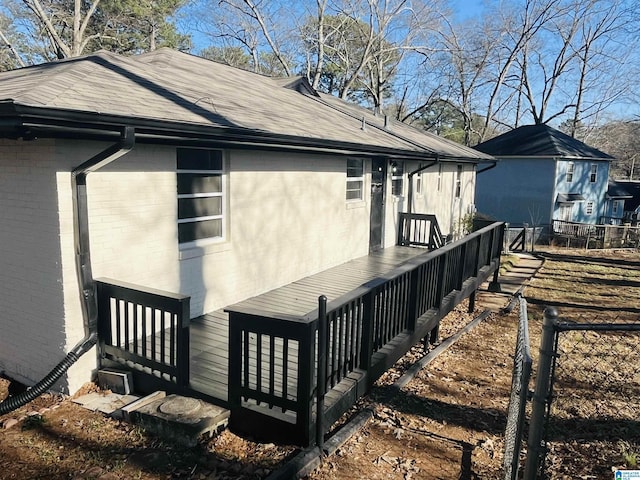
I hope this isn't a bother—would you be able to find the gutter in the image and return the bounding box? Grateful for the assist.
[476,160,497,174]
[0,126,135,414]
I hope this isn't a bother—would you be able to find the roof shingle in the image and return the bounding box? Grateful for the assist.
[0,48,491,161]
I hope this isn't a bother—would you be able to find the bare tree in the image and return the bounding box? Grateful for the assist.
[21,0,101,58]
[514,0,640,131]
[214,0,293,76]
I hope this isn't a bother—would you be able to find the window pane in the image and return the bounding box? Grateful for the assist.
[347,159,363,177]
[179,218,222,243]
[177,149,223,171]
[178,196,222,219]
[346,180,363,200]
[392,179,403,196]
[177,173,222,195]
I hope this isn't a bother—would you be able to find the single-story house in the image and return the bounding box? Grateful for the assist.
[0,48,493,399]
[473,124,614,227]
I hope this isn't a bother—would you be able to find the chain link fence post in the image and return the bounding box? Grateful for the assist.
[523,307,559,480]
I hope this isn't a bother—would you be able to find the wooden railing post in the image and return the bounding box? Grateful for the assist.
[316,296,328,450]
[228,313,243,413]
[176,297,191,388]
[96,281,111,361]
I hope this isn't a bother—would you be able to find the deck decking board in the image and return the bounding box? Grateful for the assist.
[187,246,427,403]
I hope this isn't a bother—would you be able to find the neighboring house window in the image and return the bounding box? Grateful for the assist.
[590,164,598,183]
[437,163,443,191]
[416,172,423,196]
[566,162,574,183]
[391,161,404,196]
[346,158,364,201]
[612,200,619,215]
[586,201,594,215]
[177,148,225,246]
[455,165,462,198]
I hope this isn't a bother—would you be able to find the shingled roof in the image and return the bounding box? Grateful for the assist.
[474,124,613,160]
[0,48,490,162]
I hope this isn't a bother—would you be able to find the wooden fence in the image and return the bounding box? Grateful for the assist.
[226,221,504,445]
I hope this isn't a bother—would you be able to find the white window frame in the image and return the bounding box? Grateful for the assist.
[590,164,598,183]
[391,161,404,197]
[612,200,620,215]
[455,164,462,198]
[416,172,423,196]
[177,148,226,249]
[586,201,594,215]
[437,163,443,191]
[346,158,364,202]
[566,162,575,183]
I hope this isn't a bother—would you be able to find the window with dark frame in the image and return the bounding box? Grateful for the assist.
[455,164,462,198]
[177,148,225,246]
[346,158,364,201]
[586,201,594,215]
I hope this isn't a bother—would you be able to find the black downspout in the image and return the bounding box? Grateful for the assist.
[72,127,135,337]
[0,127,135,414]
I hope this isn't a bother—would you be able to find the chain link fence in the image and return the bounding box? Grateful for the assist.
[503,296,532,480]
[542,320,640,478]
[503,303,640,479]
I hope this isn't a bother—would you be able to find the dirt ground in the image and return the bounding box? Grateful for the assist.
[1,247,639,479]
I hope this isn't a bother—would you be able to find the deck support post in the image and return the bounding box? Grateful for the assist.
[468,290,476,313]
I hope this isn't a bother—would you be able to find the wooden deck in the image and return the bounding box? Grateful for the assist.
[97,220,504,445]
[188,246,428,404]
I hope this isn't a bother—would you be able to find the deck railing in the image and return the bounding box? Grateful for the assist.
[227,221,504,445]
[397,212,444,249]
[96,278,190,390]
[552,219,598,238]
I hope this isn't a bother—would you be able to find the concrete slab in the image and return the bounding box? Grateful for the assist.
[477,252,544,312]
[131,394,230,447]
[72,392,140,416]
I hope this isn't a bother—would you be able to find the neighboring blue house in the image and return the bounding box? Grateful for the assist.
[613,180,640,223]
[473,124,614,226]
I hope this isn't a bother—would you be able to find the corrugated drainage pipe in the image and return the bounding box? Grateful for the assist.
[0,127,135,414]
[0,334,96,415]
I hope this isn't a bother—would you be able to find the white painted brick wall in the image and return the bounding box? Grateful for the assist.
[1,136,470,394]
[0,139,73,390]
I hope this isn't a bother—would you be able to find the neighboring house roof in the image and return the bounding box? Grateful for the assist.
[0,48,490,162]
[474,124,613,160]
[614,180,640,212]
[607,180,633,199]
[556,193,585,204]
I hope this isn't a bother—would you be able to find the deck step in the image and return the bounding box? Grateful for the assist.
[132,393,230,447]
[74,390,230,447]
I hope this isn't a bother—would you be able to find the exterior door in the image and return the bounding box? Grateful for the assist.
[559,204,572,222]
[369,158,386,252]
